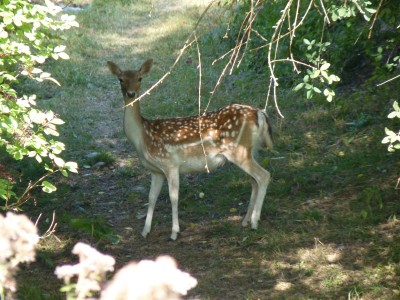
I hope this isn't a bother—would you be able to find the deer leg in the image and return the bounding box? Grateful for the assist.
[242,178,258,227]
[142,172,164,238]
[227,153,271,229]
[248,161,270,229]
[166,169,180,240]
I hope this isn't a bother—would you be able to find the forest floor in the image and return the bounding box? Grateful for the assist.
[12,0,400,299]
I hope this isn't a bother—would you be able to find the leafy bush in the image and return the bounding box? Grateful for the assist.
[224,0,399,101]
[0,0,79,210]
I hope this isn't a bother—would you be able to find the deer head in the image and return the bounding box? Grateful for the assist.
[107,59,153,103]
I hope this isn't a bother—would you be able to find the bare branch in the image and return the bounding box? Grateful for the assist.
[36,211,60,241]
[195,33,210,173]
[368,0,384,39]
[124,0,217,108]
[377,74,400,86]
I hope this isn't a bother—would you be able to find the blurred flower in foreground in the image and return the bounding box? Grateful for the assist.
[55,242,115,300]
[101,255,197,300]
[0,212,39,299]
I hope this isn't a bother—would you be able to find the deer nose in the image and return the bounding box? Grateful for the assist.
[127,91,136,98]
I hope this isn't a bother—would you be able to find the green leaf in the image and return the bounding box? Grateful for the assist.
[384,127,395,136]
[312,86,321,93]
[65,162,78,173]
[54,156,65,168]
[54,45,66,53]
[381,136,391,144]
[329,74,340,82]
[388,111,400,119]
[365,7,377,14]
[393,101,400,112]
[310,70,320,79]
[338,7,347,17]
[42,181,57,193]
[320,63,330,71]
[58,52,70,60]
[51,118,65,125]
[293,83,304,91]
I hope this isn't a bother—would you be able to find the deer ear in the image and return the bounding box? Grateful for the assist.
[107,61,122,77]
[139,59,153,76]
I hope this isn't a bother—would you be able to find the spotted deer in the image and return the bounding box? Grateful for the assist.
[107,59,273,240]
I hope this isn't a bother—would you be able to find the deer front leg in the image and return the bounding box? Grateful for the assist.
[166,169,180,240]
[142,172,164,238]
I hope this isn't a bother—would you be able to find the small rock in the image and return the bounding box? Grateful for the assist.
[92,161,106,169]
[85,152,100,159]
[132,185,146,193]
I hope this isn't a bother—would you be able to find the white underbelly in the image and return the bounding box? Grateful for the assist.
[178,154,227,173]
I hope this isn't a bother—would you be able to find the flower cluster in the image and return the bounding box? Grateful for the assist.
[0,213,39,297]
[55,242,115,300]
[100,255,197,300]
[56,242,197,300]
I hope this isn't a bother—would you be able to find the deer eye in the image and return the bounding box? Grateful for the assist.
[138,77,142,82]
[118,78,124,83]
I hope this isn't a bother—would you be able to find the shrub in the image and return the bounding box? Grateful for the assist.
[0,0,79,210]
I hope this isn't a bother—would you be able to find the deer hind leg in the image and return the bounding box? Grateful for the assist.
[248,160,271,229]
[227,152,271,230]
[242,178,258,227]
[142,172,164,238]
[166,169,180,240]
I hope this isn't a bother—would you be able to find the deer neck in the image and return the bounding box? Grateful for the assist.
[123,99,146,155]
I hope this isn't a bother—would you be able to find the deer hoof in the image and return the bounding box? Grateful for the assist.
[251,222,258,230]
[241,219,250,227]
[170,232,178,241]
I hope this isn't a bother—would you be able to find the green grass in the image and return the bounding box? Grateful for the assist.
[11,0,400,299]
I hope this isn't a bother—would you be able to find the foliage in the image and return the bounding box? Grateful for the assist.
[224,0,399,103]
[0,0,79,210]
[382,100,400,152]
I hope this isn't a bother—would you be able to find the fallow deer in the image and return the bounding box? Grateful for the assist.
[107,59,273,240]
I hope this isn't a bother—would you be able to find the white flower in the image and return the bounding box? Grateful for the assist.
[0,213,39,296]
[55,242,115,299]
[101,256,197,300]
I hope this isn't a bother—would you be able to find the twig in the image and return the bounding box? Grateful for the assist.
[376,74,400,86]
[195,33,210,173]
[7,171,53,209]
[368,0,384,39]
[266,0,294,118]
[270,58,316,69]
[36,211,60,241]
[319,0,331,25]
[124,0,217,108]
[287,0,300,73]
[250,0,314,52]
